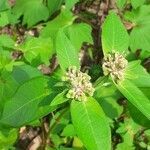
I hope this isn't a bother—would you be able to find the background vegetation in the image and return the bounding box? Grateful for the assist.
[0,0,150,149]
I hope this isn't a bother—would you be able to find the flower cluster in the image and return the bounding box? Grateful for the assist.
[63,66,95,101]
[102,52,128,81]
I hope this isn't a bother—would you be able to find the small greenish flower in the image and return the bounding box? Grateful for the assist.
[63,66,95,101]
[102,52,128,82]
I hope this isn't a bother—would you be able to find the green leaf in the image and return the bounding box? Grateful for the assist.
[50,108,70,135]
[0,76,50,127]
[12,65,42,84]
[116,140,135,150]
[19,37,54,65]
[72,137,84,149]
[0,128,18,149]
[61,124,76,137]
[56,29,80,71]
[116,79,150,120]
[40,9,74,39]
[0,70,19,102]
[50,90,69,106]
[34,77,64,120]
[140,87,150,99]
[13,0,49,27]
[125,61,150,88]
[0,34,15,49]
[0,65,43,118]
[102,11,129,54]
[140,50,150,59]
[47,0,64,16]
[65,0,79,9]
[0,70,19,118]
[131,0,145,9]
[0,51,12,71]
[124,5,150,55]
[0,50,22,71]
[116,0,127,9]
[65,23,93,50]
[0,0,9,11]
[116,118,139,150]
[71,97,111,150]
[144,129,150,141]
[0,11,9,27]
[0,10,18,27]
[128,102,150,128]
[94,83,123,119]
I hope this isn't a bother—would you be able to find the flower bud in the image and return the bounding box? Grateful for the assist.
[102,52,128,81]
[63,66,95,101]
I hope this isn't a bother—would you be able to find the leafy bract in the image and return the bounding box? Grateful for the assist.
[116,79,150,120]
[102,11,129,54]
[71,97,111,150]
[19,37,54,65]
[56,29,80,71]
[13,0,49,27]
[0,76,50,127]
